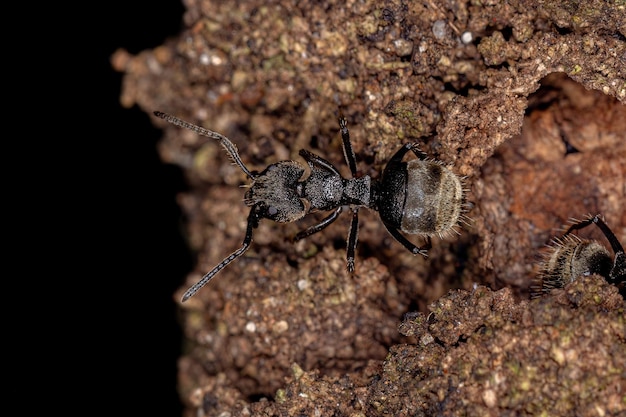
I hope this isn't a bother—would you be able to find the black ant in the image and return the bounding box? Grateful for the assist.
[532,214,625,298]
[154,111,466,301]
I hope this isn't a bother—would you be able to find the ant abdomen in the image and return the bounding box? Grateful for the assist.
[401,160,463,237]
[376,148,464,256]
[531,214,625,299]
[533,235,612,297]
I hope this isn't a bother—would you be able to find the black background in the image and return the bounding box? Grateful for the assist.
[101,1,190,415]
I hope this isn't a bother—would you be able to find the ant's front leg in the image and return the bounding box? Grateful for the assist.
[181,206,261,301]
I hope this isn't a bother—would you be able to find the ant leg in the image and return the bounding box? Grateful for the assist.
[339,117,357,177]
[382,222,430,257]
[181,207,260,302]
[299,149,342,177]
[590,216,625,284]
[408,144,429,160]
[563,214,625,284]
[564,214,625,255]
[388,143,413,163]
[346,208,359,273]
[597,220,626,283]
[387,142,429,163]
[293,207,344,241]
[562,214,597,235]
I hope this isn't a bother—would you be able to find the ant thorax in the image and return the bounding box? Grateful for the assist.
[299,149,372,210]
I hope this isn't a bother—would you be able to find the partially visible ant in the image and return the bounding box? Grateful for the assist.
[531,214,625,298]
[154,111,466,302]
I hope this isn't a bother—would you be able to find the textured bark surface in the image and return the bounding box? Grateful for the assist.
[113,1,625,415]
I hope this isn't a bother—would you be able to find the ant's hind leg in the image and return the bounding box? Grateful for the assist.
[564,214,625,255]
[388,142,429,164]
[382,222,431,257]
[346,208,360,273]
[562,214,625,285]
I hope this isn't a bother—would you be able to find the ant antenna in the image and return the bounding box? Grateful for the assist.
[154,111,255,179]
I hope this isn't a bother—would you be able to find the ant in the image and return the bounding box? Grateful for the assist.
[532,214,625,298]
[154,111,465,301]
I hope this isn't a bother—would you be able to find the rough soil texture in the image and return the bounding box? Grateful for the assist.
[112,1,625,416]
